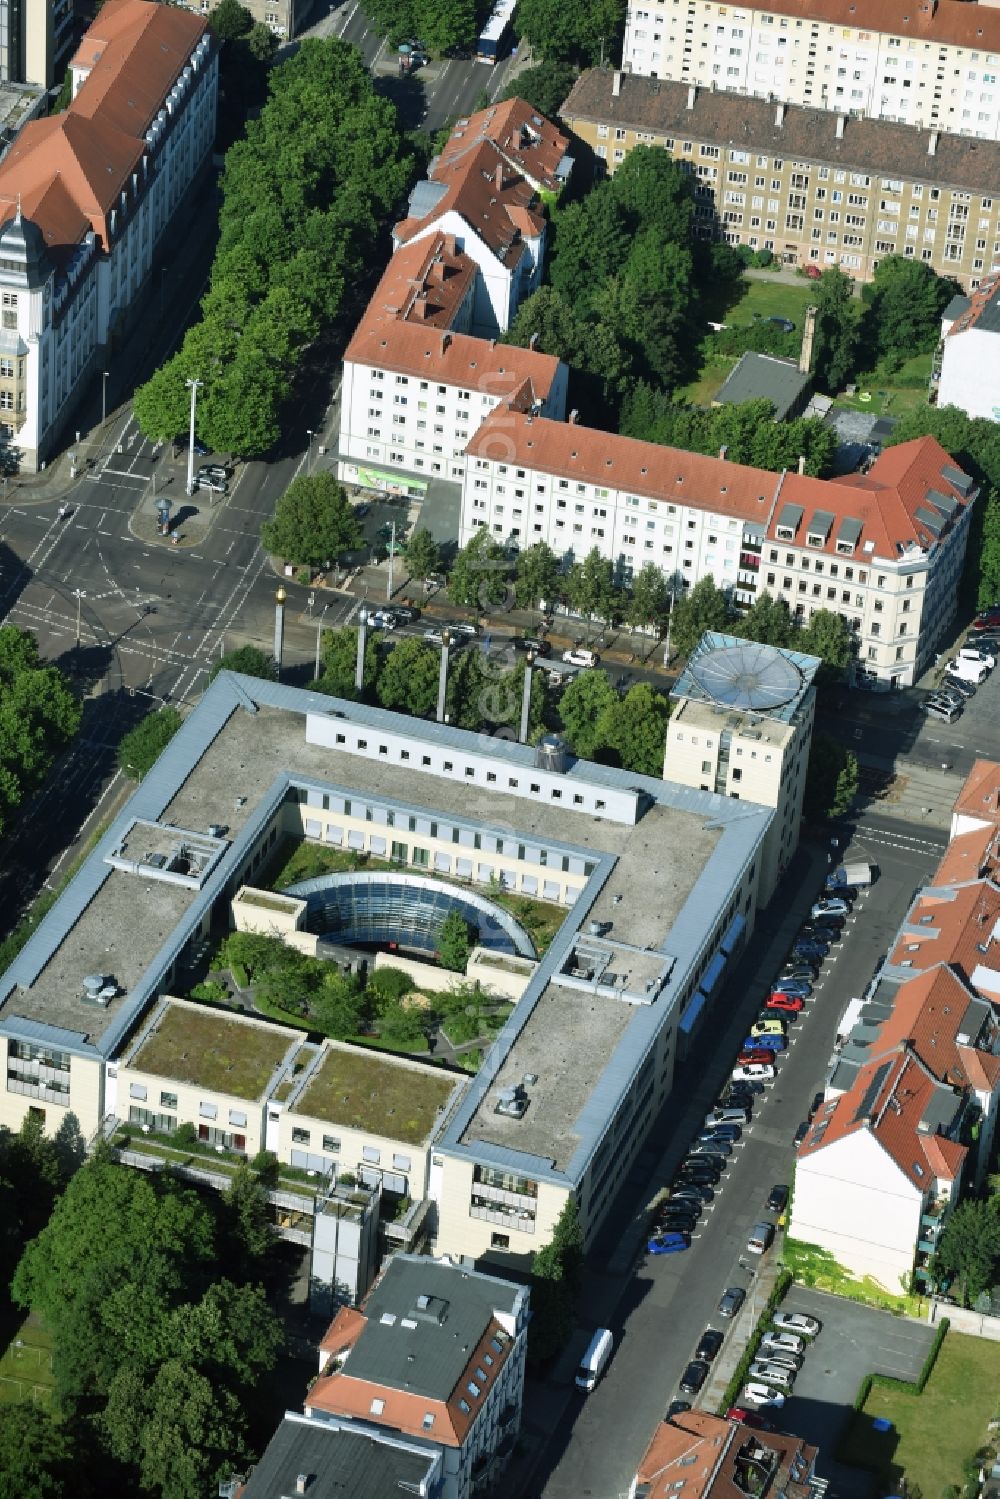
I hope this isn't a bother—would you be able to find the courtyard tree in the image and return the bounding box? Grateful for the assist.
[261,473,362,570]
[437,910,475,972]
[402,527,441,582]
[596,683,670,776]
[557,670,618,759]
[376,638,440,717]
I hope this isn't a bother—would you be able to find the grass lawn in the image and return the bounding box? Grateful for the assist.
[266,837,369,888]
[131,1001,294,1098]
[834,350,933,414]
[724,277,819,328]
[0,1313,55,1408]
[297,1043,458,1143]
[839,1332,1000,1495]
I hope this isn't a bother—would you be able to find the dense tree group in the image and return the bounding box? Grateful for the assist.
[0,626,81,834]
[517,0,626,66]
[933,1195,1000,1307]
[261,474,363,570]
[666,576,855,685]
[621,391,836,477]
[360,0,476,54]
[501,60,578,118]
[133,40,414,456]
[803,732,859,823]
[809,258,958,394]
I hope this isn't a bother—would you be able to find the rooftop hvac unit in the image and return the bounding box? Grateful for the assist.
[534,733,570,774]
[495,1085,528,1119]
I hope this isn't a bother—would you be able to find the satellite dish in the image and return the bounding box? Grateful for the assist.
[689,642,803,712]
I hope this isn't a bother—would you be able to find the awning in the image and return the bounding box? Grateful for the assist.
[700,951,727,997]
[680,988,708,1035]
[720,913,747,955]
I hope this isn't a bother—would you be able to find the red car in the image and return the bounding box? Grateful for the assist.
[737,1046,775,1066]
[727,1407,774,1430]
[766,993,805,1013]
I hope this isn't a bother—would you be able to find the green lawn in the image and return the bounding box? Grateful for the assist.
[0,1314,55,1408]
[839,1332,1000,1495]
[130,1001,293,1099]
[297,1044,457,1143]
[724,277,819,328]
[834,350,933,414]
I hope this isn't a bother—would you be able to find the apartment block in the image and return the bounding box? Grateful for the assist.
[560,70,1000,286]
[0,0,216,470]
[178,0,307,42]
[393,98,572,337]
[631,1409,818,1499]
[239,1413,444,1499]
[306,1255,528,1499]
[666,633,818,904]
[621,0,1000,139]
[934,268,1000,416]
[337,232,567,498]
[461,405,977,687]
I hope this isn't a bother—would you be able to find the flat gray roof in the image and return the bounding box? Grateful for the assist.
[243,1414,438,1499]
[715,351,810,421]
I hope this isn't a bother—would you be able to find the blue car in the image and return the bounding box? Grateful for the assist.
[772,979,812,999]
[744,1034,788,1053]
[648,1230,691,1255]
[793,941,828,961]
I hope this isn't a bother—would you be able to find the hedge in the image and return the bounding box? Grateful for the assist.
[837,1317,950,1465]
[719,1267,795,1412]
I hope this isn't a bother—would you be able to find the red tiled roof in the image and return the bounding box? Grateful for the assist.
[919,1132,966,1181]
[952,760,1000,828]
[958,1044,1000,1092]
[948,268,1000,337]
[876,965,982,1087]
[440,96,569,194]
[935,826,1000,886]
[359,233,477,333]
[346,315,562,408]
[709,0,1000,51]
[69,0,206,135]
[888,879,1000,985]
[318,1305,366,1367]
[635,1410,817,1499]
[396,136,544,265]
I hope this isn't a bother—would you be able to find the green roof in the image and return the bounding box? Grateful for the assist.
[131,1003,293,1100]
[298,1047,457,1145]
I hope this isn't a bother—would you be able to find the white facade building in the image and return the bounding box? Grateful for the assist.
[622,0,1000,140]
[936,269,1000,421]
[0,0,216,469]
[461,405,977,688]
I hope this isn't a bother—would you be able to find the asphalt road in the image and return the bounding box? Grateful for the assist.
[533,816,946,1499]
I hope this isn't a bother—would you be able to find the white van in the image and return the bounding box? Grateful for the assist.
[575,1327,614,1391]
[747,1220,776,1255]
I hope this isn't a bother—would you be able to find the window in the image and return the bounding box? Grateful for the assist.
[160,1091,178,1109]
[292,1127,310,1144]
[491,1231,510,1249]
[322,1135,340,1152]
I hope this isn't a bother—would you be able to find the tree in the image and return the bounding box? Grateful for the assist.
[501,60,578,119]
[550,190,633,309]
[515,542,560,609]
[117,706,183,781]
[207,645,276,683]
[209,0,253,40]
[244,20,277,60]
[668,577,733,659]
[104,1358,249,1499]
[935,1199,1000,1306]
[445,649,488,731]
[862,256,957,368]
[626,563,671,630]
[438,909,474,972]
[0,1404,76,1499]
[315,626,380,700]
[529,1198,584,1362]
[977,490,1000,611]
[261,473,362,569]
[517,0,625,64]
[803,733,858,822]
[223,1163,276,1268]
[377,638,440,717]
[402,527,441,582]
[557,670,619,759]
[596,683,670,775]
[733,590,796,647]
[610,146,694,247]
[565,547,617,621]
[447,531,513,610]
[310,971,367,1037]
[811,268,861,394]
[798,609,855,687]
[377,1000,426,1045]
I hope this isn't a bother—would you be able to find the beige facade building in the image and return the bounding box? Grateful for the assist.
[561,69,1000,286]
[665,634,818,903]
[621,0,1000,140]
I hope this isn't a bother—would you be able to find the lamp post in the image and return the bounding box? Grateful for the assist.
[314,603,330,681]
[436,629,451,724]
[663,580,678,667]
[72,587,86,664]
[355,608,368,693]
[101,370,110,425]
[184,377,202,497]
[273,585,286,676]
[519,649,536,743]
[386,519,397,602]
[306,429,314,473]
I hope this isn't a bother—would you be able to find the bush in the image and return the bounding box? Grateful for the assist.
[250,1150,278,1183]
[189,980,228,1003]
[368,968,414,1005]
[338,1172,357,1187]
[916,1316,949,1392]
[173,1122,197,1148]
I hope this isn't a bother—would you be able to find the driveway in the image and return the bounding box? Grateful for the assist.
[778,1287,934,1498]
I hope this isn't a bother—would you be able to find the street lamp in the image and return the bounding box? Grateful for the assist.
[184,377,203,497]
[72,587,86,657]
[101,370,110,425]
[306,429,314,473]
[519,648,536,743]
[436,629,452,724]
[274,585,286,676]
[355,606,369,693]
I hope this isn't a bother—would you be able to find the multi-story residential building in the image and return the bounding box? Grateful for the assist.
[462,405,977,688]
[0,0,216,470]
[665,633,818,904]
[934,267,1000,416]
[306,1254,529,1499]
[393,99,571,336]
[178,0,307,43]
[560,70,1000,285]
[337,233,567,498]
[0,668,771,1273]
[621,0,1000,140]
[238,1412,444,1499]
[630,1409,818,1499]
[0,0,74,89]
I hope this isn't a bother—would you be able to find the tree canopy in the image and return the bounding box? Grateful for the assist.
[133,40,414,455]
[501,60,578,118]
[261,473,362,569]
[208,645,276,683]
[803,733,859,822]
[860,256,958,370]
[360,0,477,52]
[116,705,183,781]
[518,0,625,64]
[621,389,836,477]
[447,530,514,610]
[0,626,81,834]
[402,527,441,582]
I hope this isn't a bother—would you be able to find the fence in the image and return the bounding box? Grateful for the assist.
[929,1300,1000,1342]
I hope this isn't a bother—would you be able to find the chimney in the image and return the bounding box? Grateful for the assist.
[441,332,452,353]
[687,84,697,110]
[612,70,622,97]
[496,162,504,190]
[775,101,785,127]
[799,303,818,376]
[797,454,806,475]
[489,337,497,349]
[928,130,939,155]
[836,114,846,138]
[569,408,580,425]
[719,444,727,460]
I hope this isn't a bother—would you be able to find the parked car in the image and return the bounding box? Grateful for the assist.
[771,1312,821,1337]
[655,1197,701,1223]
[792,941,829,961]
[706,1107,749,1129]
[718,1286,746,1318]
[741,1383,785,1410]
[368,609,399,629]
[726,1407,774,1430]
[680,1359,710,1394]
[678,1158,723,1182]
[807,923,842,944]
[808,1092,825,1118]
[198,463,231,483]
[443,620,478,638]
[772,978,812,998]
[391,605,420,623]
[695,1329,724,1362]
[724,1079,764,1098]
[759,1331,805,1358]
[666,1400,692,1420]
[743,1034,787,1053]
[761,1349,803,1372]
[563,648,599,667]
[194,472,227,494]
[766,994,805,1014]
[705,1122,743,1142]
[648,1231,690,1255]
[922,697,963,723]
[732,1062,775,1082]
[751,1017,787,1037]
[793,1120,810,1147]
[942,675,976,700]
[671,1182,715,1204]
[179,437,209,456]
[656,1210,698,1233]
[690,1138,731,1159]
[765,1184,788,1213]
[748,1362,795,1389]
[738,1047,776,1066]
[813,897,850,918]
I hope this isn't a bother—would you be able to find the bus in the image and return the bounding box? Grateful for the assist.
[476,0,517,63]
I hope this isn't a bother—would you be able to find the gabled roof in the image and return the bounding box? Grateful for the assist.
[876,964,987,1087]
[70,0,206,136]
[935,826,1000,887]
[240,1413,438,1499]
[948,270,1000,339]
[888,879,1000,986]
[440,96,570,193]
[635,1410,818,1499]
[952,760,1000,829]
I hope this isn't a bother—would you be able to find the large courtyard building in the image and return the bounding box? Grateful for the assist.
[621,0,1000,141]
[0,0,216,470]
[561,69,1000,285]
[0,671,772,1271]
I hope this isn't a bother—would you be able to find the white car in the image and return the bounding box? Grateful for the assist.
[749,1361,795,1388]
[562,648,599,668]
[771,1312,821,1337]
[732,1062,775,1083]
[759,1331,805,1357]
[811,898,850,918]
[367,609,398,630]
[741,1383,785,1409]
